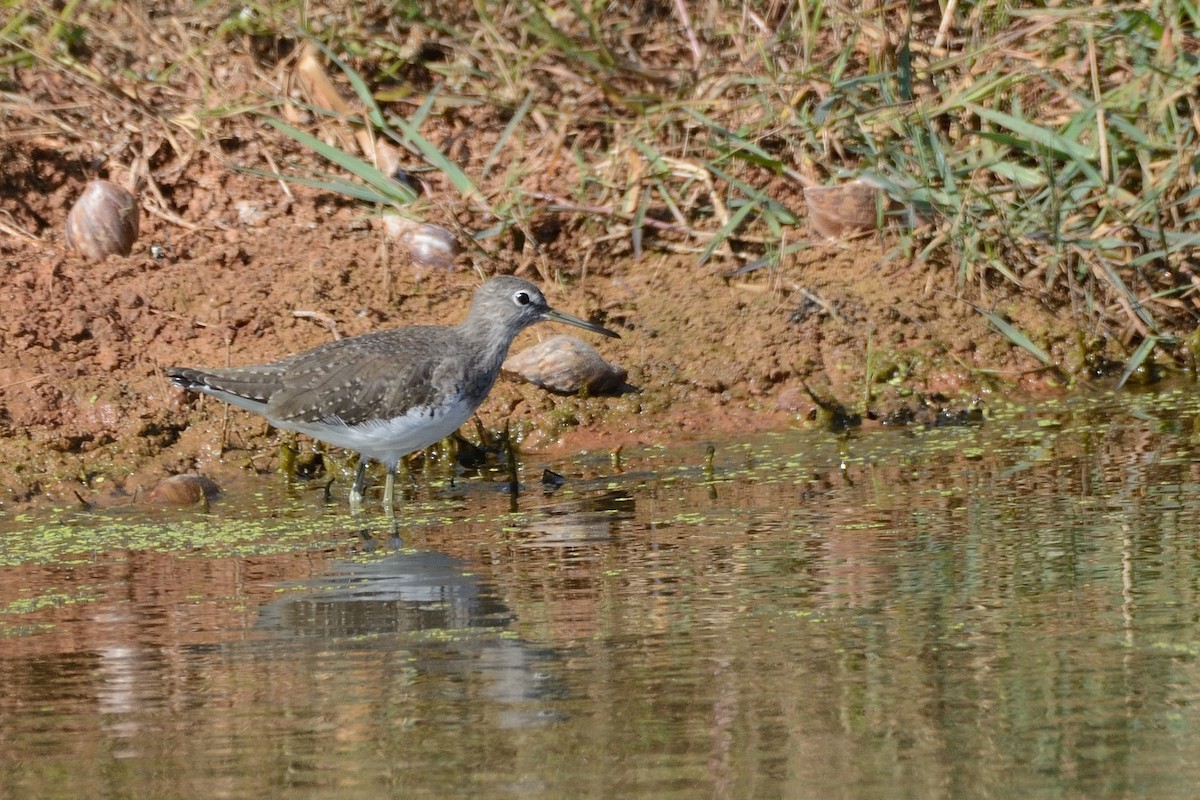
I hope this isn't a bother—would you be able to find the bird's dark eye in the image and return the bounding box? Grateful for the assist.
[514,291,531,306]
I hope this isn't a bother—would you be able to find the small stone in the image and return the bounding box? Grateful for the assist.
[235,200,270,226]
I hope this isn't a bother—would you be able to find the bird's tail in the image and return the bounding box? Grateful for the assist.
[164,367,208,392]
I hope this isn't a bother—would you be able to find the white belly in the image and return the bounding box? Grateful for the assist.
[279,395,476,468]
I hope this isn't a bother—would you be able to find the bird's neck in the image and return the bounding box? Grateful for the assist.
[455,317,526,378]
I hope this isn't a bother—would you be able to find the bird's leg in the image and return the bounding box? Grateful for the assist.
[384,463,397,517]
[349,457,368,509]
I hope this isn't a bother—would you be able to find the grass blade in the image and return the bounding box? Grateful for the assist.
[236,166,403,204]
[977,308,1054,366]
[482,91,534,179]
[966,102,1098,163]
[1116,336,1157,390]
[385,105,488,207]
[264,118,417,205]
[307,38,488,209]
[698,197,760,265]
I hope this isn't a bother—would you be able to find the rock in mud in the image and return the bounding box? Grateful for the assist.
[145,474,221,506]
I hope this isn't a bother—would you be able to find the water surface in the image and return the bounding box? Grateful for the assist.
[4,390,1200,799]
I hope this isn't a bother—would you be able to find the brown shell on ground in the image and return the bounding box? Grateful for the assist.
[145,474,221,506]
[503,334,627,395]
[65,180,140,261]
[382,216,460,269]
[803,179,885,239]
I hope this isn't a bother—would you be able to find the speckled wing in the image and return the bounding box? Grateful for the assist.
[265,327,463,426]
[165,363,288,413]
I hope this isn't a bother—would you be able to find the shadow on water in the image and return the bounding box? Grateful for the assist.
[5,388,1200,798]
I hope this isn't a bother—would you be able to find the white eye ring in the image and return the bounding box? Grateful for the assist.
[513,290,532,306]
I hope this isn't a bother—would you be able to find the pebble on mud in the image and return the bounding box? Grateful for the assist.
[65,180,140,261]
[145,474,221,506]
[503,334,627,395]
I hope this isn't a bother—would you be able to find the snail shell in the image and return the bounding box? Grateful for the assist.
[803,179,885,239]
[145,474,221,506]
[382,216,460,269]
[503,335,627,395]
[66,180,139,260]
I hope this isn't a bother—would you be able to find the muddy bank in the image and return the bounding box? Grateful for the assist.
[0,7,1082,510]
[0,168,1057,510]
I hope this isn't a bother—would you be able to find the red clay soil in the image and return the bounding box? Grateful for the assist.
[0,26,1067,510]
[0,154,1053,510]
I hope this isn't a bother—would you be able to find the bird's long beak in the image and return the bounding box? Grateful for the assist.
[544,307,621,339]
